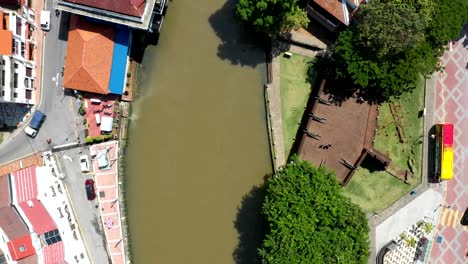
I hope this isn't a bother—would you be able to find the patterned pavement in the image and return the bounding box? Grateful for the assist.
[429,27,468,264]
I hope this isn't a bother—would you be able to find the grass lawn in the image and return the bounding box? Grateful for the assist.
[279,53,315,160]
[343,75,425,212]
[374,75,425,183]
[343,162,414,213]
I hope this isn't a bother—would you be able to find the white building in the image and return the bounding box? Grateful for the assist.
[0,7,36,105]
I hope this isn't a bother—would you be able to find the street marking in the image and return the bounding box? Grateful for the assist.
[451,210,459,228]
[62,155,72,162]
[441,208,449,226]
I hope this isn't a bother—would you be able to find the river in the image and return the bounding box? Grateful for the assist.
[125,0,272,263]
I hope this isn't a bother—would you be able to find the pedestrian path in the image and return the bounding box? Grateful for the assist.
[90,141,126,264]
[428,25,468,264]
[267,51,286,169]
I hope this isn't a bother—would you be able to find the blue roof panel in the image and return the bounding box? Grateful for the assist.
[109,26,131,95]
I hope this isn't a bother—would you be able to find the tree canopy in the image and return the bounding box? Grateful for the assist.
[259,158,370,264]
[236,0,309,35]
[329,0,467,100]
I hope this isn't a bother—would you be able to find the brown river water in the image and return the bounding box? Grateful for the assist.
[125,0,272,263]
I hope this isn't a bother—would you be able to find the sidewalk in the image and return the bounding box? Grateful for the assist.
[90,141,127,264]
[31,0,45,105]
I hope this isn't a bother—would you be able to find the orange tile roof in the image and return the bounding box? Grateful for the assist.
[63,15,115,94]
[65,0,146,17]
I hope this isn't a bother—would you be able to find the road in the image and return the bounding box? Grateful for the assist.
[0,2,110,262]
[429,26,468,264]
[56,148,111,264]
[0,1,83,165]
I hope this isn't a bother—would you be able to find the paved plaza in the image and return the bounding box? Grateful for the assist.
[429,26,468,264]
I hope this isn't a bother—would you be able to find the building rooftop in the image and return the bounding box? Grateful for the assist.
[43,241,65,264]
[64,0,146,17]
[11,167,58,235]
[11,166,37,203]
[18,200,57,235]
[0,175,30,241]
[6,235,35,261]
[312,0,364,25]
[0,175,10,207]
[56,0,158,30]
[63,15,115,94]
[0,207,29,240]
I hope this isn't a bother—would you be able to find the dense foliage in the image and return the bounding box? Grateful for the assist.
[259,158,370,264]
[330,0,468,100]
[236,0,309,35]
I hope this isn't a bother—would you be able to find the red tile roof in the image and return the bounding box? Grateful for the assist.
[19,199,57,235]
[64,0,147,17]
[43,241,65,264]
[313,0,364,24]
[63,15,115,95]
[7,235,36,261]
[11,166,38,203]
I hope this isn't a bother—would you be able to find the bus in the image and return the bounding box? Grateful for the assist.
[433,123,454,181]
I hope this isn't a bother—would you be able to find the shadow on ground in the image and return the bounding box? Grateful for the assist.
[427,125,438,184]
[233,175,269,264]
[208,0,267,68]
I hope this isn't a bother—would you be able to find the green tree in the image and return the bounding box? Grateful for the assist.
[259,158,370,264]
[354,2,426,57]
[426,0,468,47]
[236,0,308,35]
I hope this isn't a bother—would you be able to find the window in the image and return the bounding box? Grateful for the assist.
[26,67,32,77]
[1,91,4,96]
[13,92,18,98]
[1,70,4,86]
[13,73,18,88]
[14,63,18,69]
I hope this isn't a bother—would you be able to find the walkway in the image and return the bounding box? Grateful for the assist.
[428,28,468,264]
[90,141,126,264]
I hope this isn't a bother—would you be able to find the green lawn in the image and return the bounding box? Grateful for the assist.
[343,164,413,213]
[280,53,315,160]
[343,75,425,212]
[374,75,425,184]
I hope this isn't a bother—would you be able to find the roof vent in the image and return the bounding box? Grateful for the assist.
[26,200,34,207]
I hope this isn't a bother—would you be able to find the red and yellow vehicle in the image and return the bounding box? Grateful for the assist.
[433,123,454,181]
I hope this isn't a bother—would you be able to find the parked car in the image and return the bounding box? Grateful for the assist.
[80,155,90,172]
[24,126,38,138]
[85,179,96,201]
[461,207,468,226]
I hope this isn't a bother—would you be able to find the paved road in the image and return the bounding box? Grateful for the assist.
[429,26,468,264]
[56,148,111,264]
[0,2,83,165]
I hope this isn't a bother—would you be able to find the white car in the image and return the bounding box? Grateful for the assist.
[80,155,90,172]
[24,126,38,137]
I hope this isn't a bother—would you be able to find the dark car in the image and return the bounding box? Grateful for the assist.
[461,207,468,226]
[85,179,96,201]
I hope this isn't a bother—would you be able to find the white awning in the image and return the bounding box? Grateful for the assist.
[100,116,113,133]
[97,150,109,169]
